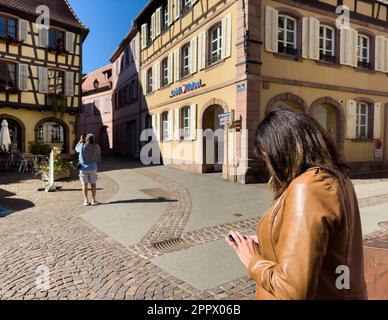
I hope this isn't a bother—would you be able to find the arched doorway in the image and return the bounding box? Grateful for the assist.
[310,97,344,155]
[0,115,24,152]
[272,100,304,112]
[202,104,224,173]
[266,93,308,114]
[35,119,69,153]
[99,125,110,153]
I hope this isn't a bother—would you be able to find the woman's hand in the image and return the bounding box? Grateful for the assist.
[225,231,261,269]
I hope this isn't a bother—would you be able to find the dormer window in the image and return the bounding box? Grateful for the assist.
[93,79,100,89]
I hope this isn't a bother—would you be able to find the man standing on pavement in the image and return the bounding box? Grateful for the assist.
[75,133,101,206]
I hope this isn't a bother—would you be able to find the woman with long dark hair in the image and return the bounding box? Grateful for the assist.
[226,108,367,300]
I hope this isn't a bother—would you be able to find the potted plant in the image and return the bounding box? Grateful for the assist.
[0,83,21,94]
[38,147,74,181]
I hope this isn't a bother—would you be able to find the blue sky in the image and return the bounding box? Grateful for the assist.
[67,0,148,74]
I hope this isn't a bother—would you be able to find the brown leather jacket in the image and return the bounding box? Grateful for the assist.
[248,167,368,300]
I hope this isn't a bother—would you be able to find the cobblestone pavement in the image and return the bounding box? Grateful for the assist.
[0,160,256,300]
[0,159,387,300]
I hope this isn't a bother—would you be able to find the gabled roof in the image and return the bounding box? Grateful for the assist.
[0,0,88,32]
[82,64,113,94]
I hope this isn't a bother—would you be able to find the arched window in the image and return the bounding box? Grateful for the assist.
[208,23,222,66]
[278,15,297,55]
[357,34,371,69]
[319,25,335,63]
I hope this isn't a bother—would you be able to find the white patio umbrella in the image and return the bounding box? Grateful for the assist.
[0,120,12,152]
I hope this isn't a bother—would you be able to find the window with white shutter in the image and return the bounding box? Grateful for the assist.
[174,48,180,82]
[174,0,181,20]
[278,15,297,55]
[356,101,369,139]
[18,64,29,91]
[302,17,320,60]
[208,23,222,65]
[190,37,197,74]
[357,34,371,69]
[375,36,385,72]
[141,24,148,49]
[189,104,197,141]
[38,66,48,93]
[168,110,174,141]
[65,32,75,54]
[156,8,162,37]
[340,28,358,67]
[168,52,174,84]
[221,13,232,60]
[198,31,207,70]
[174,108,180,140]
[265,6,279,53]
[373,102,382,139]
[168,0,174,26]
[319,25,336,63]
[151,13,156,41]
[38,28,49,48]
[344,99,357,139]
[181,43,191,78]
[19,19,29,43]
[66,71,74,97]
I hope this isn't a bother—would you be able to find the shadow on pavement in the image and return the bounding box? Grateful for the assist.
[101,197,178,205]
[350,170,388,180]
[0,198,35,217]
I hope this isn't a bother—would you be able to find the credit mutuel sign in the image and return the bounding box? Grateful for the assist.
[171,80,203,97]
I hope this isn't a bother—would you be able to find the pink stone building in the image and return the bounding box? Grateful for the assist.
[80,65,113,153]
[110,28,141,159]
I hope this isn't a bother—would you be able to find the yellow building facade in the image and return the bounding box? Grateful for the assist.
[0,0,88,154]
[136,0,388,183]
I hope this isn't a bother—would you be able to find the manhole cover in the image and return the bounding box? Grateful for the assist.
[152,238,189,253]
[378,221,388,230]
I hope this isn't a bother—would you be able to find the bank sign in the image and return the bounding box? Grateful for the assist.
[171,80,202,97]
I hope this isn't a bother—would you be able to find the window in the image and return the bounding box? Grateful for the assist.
[147,67,153,93]
[181,0,192,15]
[161,58,169,87]
[356,102,369,139]
[147,20,153,45]
[37,122,65,145]
[0,15,17,39]
[0,61,17,88]
[319,25,335,63]
[162,112,169,141]
[48,69,64,95]
[49,29,65,50]
[162,4,169,33]
[181,107,190,139]
[278,15,297,55]
[208,23,222,66]
[357,34,370,69]
[181,43,191,78]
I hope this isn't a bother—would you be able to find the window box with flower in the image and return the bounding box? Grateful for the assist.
[0,34,24,46]
[0,83,20,94]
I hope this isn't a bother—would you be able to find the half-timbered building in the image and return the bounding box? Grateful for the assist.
[0,0,88,154]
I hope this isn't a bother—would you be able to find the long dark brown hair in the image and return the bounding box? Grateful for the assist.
[254,108,349,199]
